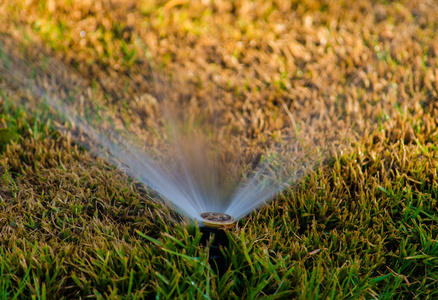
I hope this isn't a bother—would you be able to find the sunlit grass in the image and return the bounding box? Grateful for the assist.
[1,96,438,298]
[0,0,438,298]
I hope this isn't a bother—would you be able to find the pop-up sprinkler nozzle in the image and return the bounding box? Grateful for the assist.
[199,212,235,276]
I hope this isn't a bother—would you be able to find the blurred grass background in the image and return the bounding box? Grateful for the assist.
[0,0,438,298]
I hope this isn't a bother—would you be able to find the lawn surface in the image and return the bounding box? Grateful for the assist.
[0,0,438,298]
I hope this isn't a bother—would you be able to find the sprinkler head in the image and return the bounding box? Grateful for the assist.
[200,212,235,229]
[199,212,235,277]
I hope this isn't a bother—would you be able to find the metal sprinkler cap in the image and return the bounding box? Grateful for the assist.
[200,212,235,229]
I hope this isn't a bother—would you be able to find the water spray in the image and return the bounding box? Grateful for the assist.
[199,212,235,276]
[0,37,304,277]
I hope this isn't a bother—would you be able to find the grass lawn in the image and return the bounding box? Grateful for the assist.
[0,0,438,298]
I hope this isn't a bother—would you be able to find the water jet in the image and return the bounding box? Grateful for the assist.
[0,36,307,230]
[0,39,313,279]
[199,212,235,276]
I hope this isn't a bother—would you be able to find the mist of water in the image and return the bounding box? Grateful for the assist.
[0,38,314,223]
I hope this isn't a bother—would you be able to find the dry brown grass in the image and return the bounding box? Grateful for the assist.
[4,0,437,143]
